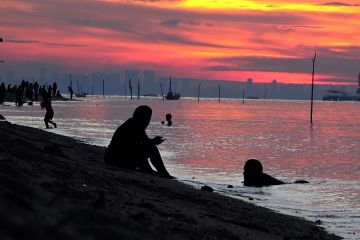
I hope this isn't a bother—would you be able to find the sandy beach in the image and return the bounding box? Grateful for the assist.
[0,118,341,240]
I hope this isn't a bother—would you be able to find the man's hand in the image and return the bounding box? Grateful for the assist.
[152,136,165,145]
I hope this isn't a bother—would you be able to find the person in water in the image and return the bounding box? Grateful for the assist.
[105,105,174,179]
[165,113,172,126]
[243,159,284,187]
[41,92,57,129]
[161,113,173,126]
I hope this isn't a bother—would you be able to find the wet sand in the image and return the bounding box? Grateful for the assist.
[0,119,341,240]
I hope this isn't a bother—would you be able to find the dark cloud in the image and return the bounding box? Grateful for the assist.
[70,18,93,25]
[160,19,205,27]
[143,32,235,49]
[316,77,357,84]
[2,39,87,47]
[161,19,181,27]
[204,53,360,76]
[45,43,87,47]
[294,45,360,59]
[187,20,201,26]
[320,2,359,6]
[6,39,41,44]
[291,25,325,29]
[4,39,86,47]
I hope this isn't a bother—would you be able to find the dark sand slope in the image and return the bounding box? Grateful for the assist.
[0,120,341,240]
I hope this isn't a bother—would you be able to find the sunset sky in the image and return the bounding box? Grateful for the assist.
[0,0,359,84]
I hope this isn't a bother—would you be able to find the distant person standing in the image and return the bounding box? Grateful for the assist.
[56,90,62,98]
[15,86,23,106]
[68,86,74,100]
[34,81,39,101]
[39,85,45,96]
[47,85,53,98]
[52,82,57,97]
[41,92,57,129]
[0,82,6,105]
[28,82,34,100]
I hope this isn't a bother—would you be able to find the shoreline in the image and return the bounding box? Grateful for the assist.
[3,92,79,104]
[0,119,341,239]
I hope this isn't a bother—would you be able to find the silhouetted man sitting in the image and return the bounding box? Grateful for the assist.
[105,105,174,179]
[243,159,284,187]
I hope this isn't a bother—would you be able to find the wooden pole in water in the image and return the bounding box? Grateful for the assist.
[310,52,317,125]
[69,74,73,100]
[263,87,267,100]
[218,84,221,102]
[77,80,80,95]
[160,83,164,101]
[129,78,133,100]
[169,76,172,93]
[242,90,245,104]
[197,83,201,102]
[102,79,105,98]
[137,79,140,100]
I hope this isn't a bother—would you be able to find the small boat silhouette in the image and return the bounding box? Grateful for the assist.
[165,76,180,100]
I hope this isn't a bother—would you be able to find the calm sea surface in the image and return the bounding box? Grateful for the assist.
[1,96,359,239]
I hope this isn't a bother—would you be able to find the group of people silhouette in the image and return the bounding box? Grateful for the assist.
[0,81,61,106]
[104,105,292,186]
[1,80,59,129]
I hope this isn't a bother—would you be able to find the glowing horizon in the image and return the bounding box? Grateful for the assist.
[0,0,359,85]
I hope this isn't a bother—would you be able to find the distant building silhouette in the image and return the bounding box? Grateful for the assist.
[1,66,359,100]
[39,67,47,84]
[6,70,14,83]
[143,70,156,94]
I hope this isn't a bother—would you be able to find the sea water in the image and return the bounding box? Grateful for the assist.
[1,96,359,239]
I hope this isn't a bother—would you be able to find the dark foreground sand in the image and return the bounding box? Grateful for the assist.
[0,119,341,240]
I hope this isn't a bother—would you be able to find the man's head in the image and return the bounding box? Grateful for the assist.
[133,105,152,129]
[244,159,263,174]
[243,159,263,186]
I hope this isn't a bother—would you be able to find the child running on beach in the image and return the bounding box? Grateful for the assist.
[41,92,57,129]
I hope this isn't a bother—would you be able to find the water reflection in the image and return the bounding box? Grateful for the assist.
[1,97,359,238]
